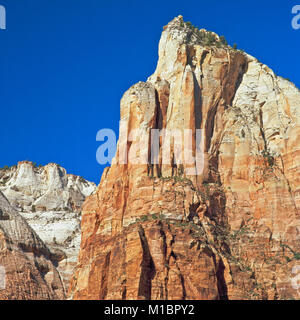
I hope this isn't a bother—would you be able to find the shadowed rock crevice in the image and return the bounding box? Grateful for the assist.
[138,225,156,300]
[215,259,228,300]
[99,251,111,299]
[230,60,249,106]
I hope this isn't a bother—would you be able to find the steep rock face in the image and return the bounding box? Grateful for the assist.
[70,16,300,300]
[0,161,95,213]
[0,191,65,299]
[0,161,96,289]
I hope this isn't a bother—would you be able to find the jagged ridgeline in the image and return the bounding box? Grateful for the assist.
[167,15,238,49]
[179,19,227,47]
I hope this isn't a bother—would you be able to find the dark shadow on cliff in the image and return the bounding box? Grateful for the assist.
[138,225,156,300]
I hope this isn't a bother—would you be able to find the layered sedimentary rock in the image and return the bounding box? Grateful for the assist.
[0,161,95,213]
[0,191,65,299]
[0,161,96,289]
[70,16,300,300]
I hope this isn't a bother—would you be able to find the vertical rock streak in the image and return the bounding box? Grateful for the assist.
[70,16,300,300]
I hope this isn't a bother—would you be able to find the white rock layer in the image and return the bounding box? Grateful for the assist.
[0,161,96,289]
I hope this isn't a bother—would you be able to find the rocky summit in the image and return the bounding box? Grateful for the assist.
[69,17,300,300]
[0,161,96,294]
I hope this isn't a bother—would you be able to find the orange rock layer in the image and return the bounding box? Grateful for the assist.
[69,17,300,300]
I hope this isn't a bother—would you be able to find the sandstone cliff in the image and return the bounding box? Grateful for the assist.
[69,16,300,300]
[0,191,65,299]
[0,161,96,290]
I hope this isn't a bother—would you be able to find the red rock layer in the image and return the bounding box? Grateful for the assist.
[69,17,300,300]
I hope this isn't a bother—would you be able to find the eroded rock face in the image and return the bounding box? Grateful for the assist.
[70,16,300,300]
[0,191,65,299]
[0,161,96,290]
[0,161,95,213]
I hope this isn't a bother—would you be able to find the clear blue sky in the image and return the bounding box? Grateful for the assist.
[0,0,299,183]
